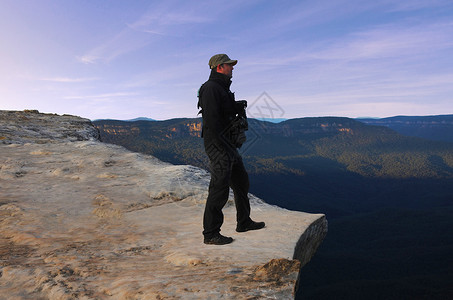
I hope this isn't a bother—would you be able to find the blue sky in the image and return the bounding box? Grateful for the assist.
[1,0,453,120]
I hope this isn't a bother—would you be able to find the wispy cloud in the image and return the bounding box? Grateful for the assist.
[386,0,453,12]
[127,2,211,32]
[64,92,139,100]
[246,19,453,69]
[77,55,100,65]
[312,22,453,61]
[77,27,153,64]
[77,1,214,65]
[270,0,380,31]
[39,77,100,83]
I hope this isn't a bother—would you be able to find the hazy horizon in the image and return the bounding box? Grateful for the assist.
[88,113,453,123]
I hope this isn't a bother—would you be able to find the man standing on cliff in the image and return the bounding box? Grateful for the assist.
[197,54,265,245]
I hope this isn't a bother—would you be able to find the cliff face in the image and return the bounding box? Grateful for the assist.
[95,117,364,141]
[0,110,327,299]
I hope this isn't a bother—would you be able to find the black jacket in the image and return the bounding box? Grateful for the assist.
[198,70,238,151]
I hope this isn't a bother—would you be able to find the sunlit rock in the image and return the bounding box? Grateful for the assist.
[0,110,327,299]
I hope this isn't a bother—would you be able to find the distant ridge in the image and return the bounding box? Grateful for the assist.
[250,117,287,123]
[92,117,156,122]
[126,117,156,122]
[97,117,283,123]
[357,114,453,121]
[93,114,453,143]
[357,114,453,142]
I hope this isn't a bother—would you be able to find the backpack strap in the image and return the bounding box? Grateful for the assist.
[197,84,205,115]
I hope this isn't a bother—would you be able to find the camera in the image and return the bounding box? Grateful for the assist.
[235,100,247,118]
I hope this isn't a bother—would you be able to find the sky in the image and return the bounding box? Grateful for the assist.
[1,0,453,121]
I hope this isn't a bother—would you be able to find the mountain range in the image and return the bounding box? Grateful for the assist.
[357,114,453,143]
[94,115,453,299]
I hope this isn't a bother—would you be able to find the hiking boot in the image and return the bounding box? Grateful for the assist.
[204,233,234,245]
[236,220,265,233]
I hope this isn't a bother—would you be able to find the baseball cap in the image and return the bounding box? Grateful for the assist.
[208,54,237,69]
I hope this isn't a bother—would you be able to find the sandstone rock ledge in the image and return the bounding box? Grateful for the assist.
[0,111,327,299]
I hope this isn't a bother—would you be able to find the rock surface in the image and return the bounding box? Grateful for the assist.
[0,111,327,299]
[0,110,100,144]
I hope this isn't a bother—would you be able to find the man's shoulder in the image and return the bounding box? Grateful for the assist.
[202,80,221,89]
[199,80,223,96]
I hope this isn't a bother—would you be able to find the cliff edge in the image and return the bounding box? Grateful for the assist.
[0,110,327,299]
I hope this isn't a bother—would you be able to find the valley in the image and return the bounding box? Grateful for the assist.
[94,116,453,299]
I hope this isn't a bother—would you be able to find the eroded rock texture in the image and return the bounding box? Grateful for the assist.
[0,110,99,144]
[0,110,327,299]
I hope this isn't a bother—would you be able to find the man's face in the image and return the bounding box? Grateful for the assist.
[217,63,234,78]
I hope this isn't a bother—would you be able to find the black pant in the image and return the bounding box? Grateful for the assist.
[203,140,251,238]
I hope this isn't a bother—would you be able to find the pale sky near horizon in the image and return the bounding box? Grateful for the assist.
[1,0,453,120]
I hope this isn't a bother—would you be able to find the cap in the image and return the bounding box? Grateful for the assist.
[208,54,237,69]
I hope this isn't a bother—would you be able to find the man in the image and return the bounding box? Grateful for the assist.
[197,54,265,245]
